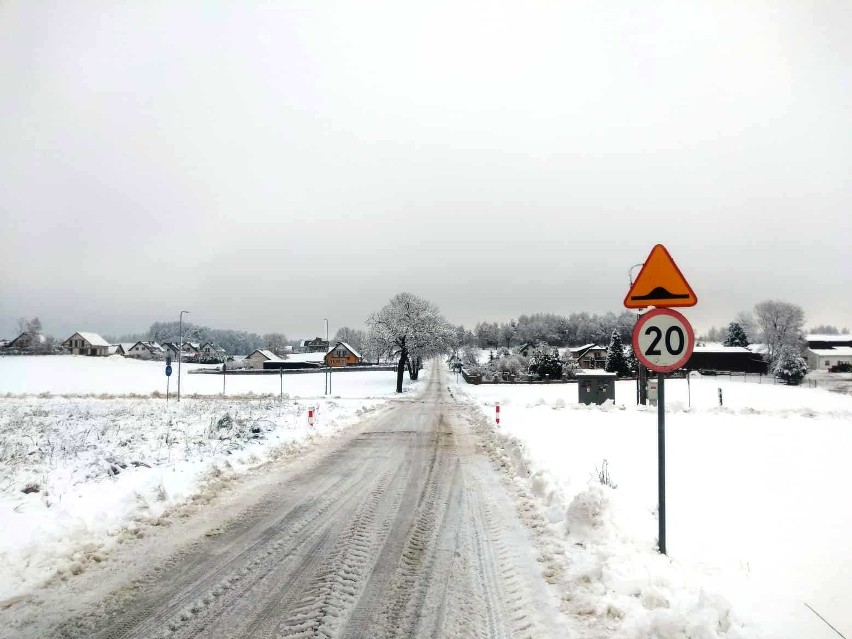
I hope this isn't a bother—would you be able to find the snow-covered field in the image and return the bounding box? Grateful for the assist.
[456,374,852,639]
[0,355,394,398]
[0,356,418,603]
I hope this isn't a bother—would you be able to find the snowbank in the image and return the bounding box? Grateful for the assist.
[456,375,852,639]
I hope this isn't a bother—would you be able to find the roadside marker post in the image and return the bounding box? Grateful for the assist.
[496,403,500,426]
[625,244,697,556]
[308,408,315,427]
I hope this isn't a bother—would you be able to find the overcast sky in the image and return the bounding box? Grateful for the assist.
[2,1,850,340]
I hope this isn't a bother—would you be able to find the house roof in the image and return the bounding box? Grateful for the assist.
[10,332,46,346]
[66,332,110,347]
[809,347,852,357]
[327,341,362,359]
[806,334,852,343]
[249,349,281,361]
[693,345,752,354]
[130,340,164,352]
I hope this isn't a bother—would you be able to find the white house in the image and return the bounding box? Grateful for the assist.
[245,349,281,369]
[807,347,852,371]
[126,341,166,360]
[62,332,110,356]
[201,342,227,359]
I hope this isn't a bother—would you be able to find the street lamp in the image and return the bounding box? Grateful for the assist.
[178,310,190,402]
[324,318,331,395]
[629,264,645,404]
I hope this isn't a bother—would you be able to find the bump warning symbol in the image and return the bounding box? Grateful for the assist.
[624,245,697,309]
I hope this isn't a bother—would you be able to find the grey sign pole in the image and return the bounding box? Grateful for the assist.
[657,371,666,555]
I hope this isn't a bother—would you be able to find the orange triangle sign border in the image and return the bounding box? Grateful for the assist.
[624,244,697,309]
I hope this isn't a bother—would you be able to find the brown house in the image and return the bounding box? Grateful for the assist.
[324,342,362,368]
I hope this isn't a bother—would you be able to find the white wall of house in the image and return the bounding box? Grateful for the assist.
[246,351,270,369]
[808,349,852,370]
[64,335,109,356]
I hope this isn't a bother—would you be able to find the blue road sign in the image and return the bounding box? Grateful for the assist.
[165,365,173,377]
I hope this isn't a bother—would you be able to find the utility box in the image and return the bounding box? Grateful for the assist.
[647,378,659,406]
[577,371,617,405]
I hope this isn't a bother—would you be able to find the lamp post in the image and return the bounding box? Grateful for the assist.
[178,310,189,402]
[629,264,645,405]
[324,318,331,395]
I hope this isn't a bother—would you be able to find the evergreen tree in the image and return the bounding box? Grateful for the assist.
[772,346,808,385]
[604,330,629,376]
[723,322,749,347]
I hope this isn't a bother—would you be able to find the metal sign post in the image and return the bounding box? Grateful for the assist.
[633,309,694,556]
[657,371,666,554]
[165,357,173,402]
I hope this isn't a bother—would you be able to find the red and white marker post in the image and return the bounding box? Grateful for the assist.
[495,403,500,426]
[308,408,315,427]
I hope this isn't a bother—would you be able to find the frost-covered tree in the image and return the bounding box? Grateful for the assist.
[366,292,454,392]
[808,324,847,335]
[263,333,289,357]
[773,346,808,385]
[604,330,630,376]
[528,342,562,380]
[499,320,518,349]
[754,300,805,363]
[723,322,749,347]
[333,327,365,352]
[475,322,500,348]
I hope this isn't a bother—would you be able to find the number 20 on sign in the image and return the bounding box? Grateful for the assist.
[633,308,695,373]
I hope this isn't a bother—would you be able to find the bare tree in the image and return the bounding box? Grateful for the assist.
[366,292,454,392]
[27,317,42,335]
[753,300,805,363]
[262,332,289,357]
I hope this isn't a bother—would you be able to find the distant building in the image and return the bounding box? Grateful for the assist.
[298,337,330,353]
[126,341,166,360]
[201,342,227,360]
[805,334,852,350]
[246,349,281,369]
[684,345,769,374]
[325,342,362,367]
[161,342,182,359]
[569,344,607,369]
[807,347,852,371]
[517,343,535,357]
[62,332,110,356]
[7,331,48,352]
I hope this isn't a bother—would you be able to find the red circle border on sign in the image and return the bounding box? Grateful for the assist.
[632,308,695,374]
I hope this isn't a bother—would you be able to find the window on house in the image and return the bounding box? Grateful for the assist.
[825,361,830,366]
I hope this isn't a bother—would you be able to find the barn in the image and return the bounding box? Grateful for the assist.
[684,345,768,374]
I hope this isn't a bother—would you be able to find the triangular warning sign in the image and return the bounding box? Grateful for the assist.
[624,244,697,309]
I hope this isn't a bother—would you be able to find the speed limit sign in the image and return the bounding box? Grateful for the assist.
[633,308,695,373]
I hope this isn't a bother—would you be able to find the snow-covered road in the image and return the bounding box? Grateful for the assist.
[6,367,566,639]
